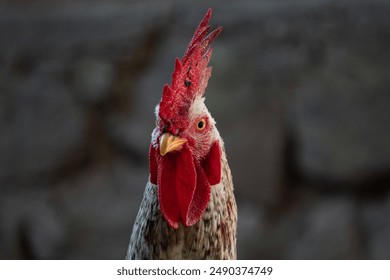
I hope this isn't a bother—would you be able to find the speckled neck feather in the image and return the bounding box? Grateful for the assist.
[126,150,237,259]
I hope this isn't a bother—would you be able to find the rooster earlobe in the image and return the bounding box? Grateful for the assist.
[201,141,222,186]
[149,145,158,185]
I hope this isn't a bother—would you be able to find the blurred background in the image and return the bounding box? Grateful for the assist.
[1,0,390,259]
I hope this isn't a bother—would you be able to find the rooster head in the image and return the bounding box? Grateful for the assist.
[149,9,223,229]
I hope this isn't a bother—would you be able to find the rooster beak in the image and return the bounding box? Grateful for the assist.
[159,133,187,156]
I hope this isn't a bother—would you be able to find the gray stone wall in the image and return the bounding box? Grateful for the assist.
[1,0,389,259]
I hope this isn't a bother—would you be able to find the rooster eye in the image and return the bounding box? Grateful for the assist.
[196,119,206,131]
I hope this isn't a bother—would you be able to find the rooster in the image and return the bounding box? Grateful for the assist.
[126,9,237,260]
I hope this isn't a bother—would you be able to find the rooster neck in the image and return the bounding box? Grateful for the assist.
[126,149,237,260]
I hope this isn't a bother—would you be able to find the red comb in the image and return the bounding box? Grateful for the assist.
[159,9,222,126]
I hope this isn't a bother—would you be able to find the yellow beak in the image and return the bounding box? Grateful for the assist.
[159,133,187,156]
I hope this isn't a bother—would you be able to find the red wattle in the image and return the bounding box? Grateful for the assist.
[174,146,197,226]
[158,145,197,229]
[185,159,210,226]
[158,152,180,229]
[152,141,222,228]
[201,141,222,186]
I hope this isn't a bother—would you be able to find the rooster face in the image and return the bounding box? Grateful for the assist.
[153,96,217,160]
[148,9,223,229]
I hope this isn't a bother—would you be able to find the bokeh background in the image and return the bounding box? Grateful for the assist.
[1,0,390,259]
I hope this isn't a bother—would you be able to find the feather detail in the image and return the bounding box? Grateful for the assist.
[149,145,158,185]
